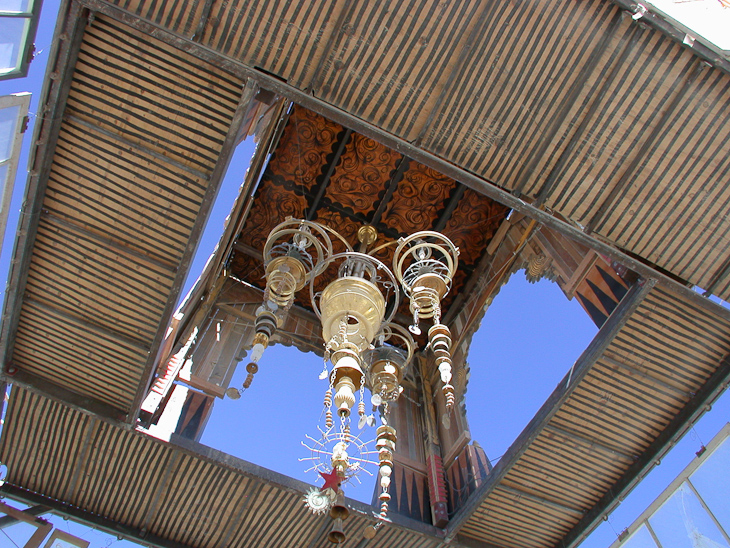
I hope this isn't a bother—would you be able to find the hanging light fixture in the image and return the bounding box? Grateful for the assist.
[393,232,459,420]
[239,218,458,538]
[238,219,333,390]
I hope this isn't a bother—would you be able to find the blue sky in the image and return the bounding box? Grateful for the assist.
[1,2,729,548]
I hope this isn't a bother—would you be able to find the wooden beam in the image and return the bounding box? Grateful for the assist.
[0,369,129,425]
[41,210,178,274]
[600,353,694,400]
[129,81,258,424]
[305,516,333,548]
[139,453,181,534]
[560,352,730,548]
[191,0,215,42]
[0,382,5,430]
[412,1,501,146]
[214,481,267,548]
[233,241,263,261]
[1,486,193,548]
[63,417,100,501]
[496,484,584,517]
[167,434,445,540]
[543,424,636,461]
[22,297,151,352]
[533,20,641,206]
[433,185,466,233]
[73,0,730,328]
[0,0,88,383]
[444,279,655,541]
[450,535,506,548]
[512,8,625,198]
[369,156,409,227]
[305,128,353,221]
[0,505,50,529]
[164,96,289,379]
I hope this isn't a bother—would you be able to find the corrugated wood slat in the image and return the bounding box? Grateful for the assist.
[459,286,730,547]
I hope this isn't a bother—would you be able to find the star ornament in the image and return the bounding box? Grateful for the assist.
[319,469,342,491]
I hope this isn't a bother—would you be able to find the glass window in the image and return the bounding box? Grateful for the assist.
[0,104,20,161]
[0,164,9,195]
[0,17,29,75]
[622,524,660,548]
[0,0,33,13]
[690,437,730,536]
[649,482,729,548]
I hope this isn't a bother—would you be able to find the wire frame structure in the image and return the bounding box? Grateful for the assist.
[611,423,730,548]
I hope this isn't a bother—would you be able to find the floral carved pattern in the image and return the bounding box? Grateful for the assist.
[381,162,456,235]
[239,181,310,252]
[325,133,401,217]
[233,105,511,316]
[268,106,343,192]
[443,189,509,266]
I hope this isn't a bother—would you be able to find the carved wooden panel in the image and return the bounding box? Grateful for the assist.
[443,189,508,267]
[233,105,510,321]
[240,180,310,251]
[268,105,343,192]
[381,162,457,234]
[324,133,401,219]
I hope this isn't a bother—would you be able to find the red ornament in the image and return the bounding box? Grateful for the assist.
[319,469,341,491]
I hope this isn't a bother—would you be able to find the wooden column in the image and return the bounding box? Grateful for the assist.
[417,355,449,527]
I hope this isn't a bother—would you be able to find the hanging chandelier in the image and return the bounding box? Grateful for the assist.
[238,218,458,541]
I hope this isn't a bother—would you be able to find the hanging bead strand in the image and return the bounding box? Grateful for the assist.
[324,387,333,429]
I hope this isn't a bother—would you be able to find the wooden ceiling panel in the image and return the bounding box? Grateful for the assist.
[442,189,506,267]
[47,120,204,265]
[455,285,730,547]
[232,106,509,319]
[422,0,621,193]
[26,218,170,340]
[380,162,456,235]
[69,16,240,173]
[268,106,346,192]
[2,10,246,415]
[323,132,400,219]
[0,388,443,548]
[201,0,345,89]
[13,301,147,410]
[542,31,695,218]
[91,0,730,299]
[314,0,487,140]
[593,74,730,295]
[239,180,311,252]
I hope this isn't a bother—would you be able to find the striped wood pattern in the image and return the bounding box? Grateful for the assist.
[0,388,441,548]
[423,0,622,189]
[100,0,730,298]
[312,0,487,141]
[106,0,204,37]
[201,0,346,90]
[459,286,730,547]
[11,13,243,411]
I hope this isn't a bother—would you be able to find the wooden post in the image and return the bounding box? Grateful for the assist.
[417,356,449,527]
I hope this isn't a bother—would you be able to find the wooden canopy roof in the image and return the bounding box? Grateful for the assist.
[230,103,509,320]
[1,1,730,547]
